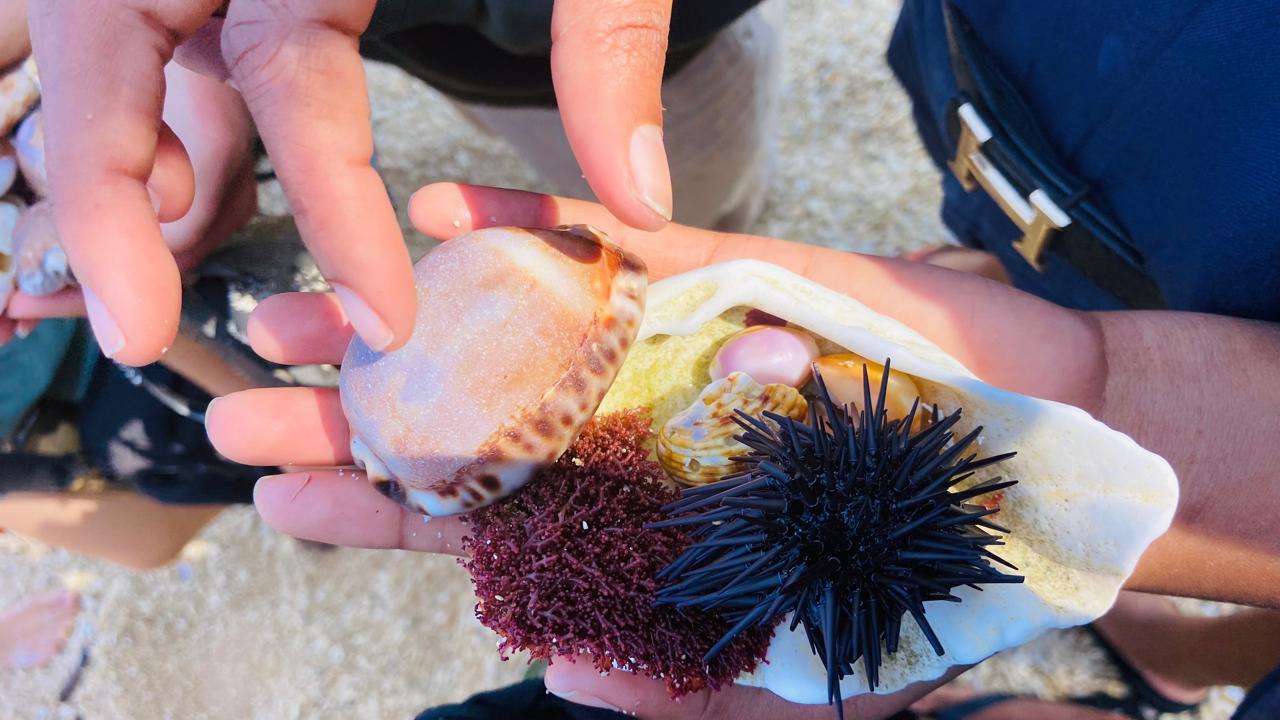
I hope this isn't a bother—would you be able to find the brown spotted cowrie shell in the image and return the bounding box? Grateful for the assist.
[339,225,647,516]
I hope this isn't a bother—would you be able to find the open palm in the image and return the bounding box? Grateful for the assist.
[206,182,1106,719]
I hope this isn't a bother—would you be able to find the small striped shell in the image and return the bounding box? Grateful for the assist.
[339,225,646,516]
[657,371,808,486]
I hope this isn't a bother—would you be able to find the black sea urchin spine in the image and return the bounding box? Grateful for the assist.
[650,361,1023,718]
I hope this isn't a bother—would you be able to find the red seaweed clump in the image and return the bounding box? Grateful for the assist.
[462,408,775,696]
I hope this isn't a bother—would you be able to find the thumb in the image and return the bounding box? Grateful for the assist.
[544,655,970,720]
[551,0,674,231]
[543,657,714,719]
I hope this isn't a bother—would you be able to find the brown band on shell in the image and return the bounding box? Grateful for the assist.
[423,225,647,511]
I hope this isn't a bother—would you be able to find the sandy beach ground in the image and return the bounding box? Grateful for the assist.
[1,1,1244,718]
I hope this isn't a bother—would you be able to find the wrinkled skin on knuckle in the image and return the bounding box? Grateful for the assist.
[557,1,670,84]
[219,13,294,107]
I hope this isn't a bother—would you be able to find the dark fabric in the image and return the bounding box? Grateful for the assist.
[415,678,629,720]
[0,319,95,440]
[888,0,1280,319]
[1235,663,1280,720]
[77,361,264,505]
[362,0,765,106]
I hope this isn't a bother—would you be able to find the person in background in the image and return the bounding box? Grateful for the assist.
[2,0,783,675]
[205,0,1280,718]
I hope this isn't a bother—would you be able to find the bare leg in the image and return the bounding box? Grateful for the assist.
[1094,591,1280,692]
[0,589,78,670]
[0,491,221,570]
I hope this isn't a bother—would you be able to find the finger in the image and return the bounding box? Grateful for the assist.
[247,292,353,366]
[29,0,222,365]
[160,60,256,262]
[409,184,1102,408]
[253,471,469,554]
[206,387,351,467]
[544,659,967,720]
[6,289,86,319]
[221,0,415,353]
[173,17,229,81]
[0,0,29,71]
[148,122,195,223]
[407,182,752,280]
[14,319,38,338]
[551,0,673,230]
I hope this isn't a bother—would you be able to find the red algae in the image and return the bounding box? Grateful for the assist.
[462,409,774,696]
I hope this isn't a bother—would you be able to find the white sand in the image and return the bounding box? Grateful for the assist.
[1,1,1242,718]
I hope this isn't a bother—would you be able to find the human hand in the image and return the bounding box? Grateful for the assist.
[547,0,676,228]
[0,60,256,345]
[206,182,1105,718]
[28,0,680,365]
[28,0,416,364]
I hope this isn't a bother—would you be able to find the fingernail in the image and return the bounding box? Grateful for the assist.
[629,124,672,222]
[203,395,222,424]
[330,283,395,352]
[146,184,162,214]
[546,688,622,712]
[82,286,125,358]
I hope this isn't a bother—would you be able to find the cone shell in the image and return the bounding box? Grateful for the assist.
[657,371,808,486]
[339,225,647,516]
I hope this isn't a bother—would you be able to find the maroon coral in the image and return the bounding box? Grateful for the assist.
[463,409,774,696]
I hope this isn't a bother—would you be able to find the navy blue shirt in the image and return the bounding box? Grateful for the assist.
[888,0,1280,319]
[890,4,1280,716]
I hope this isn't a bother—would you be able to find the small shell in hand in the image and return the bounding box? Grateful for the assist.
[13,109,45,198]
[709,325,820,388]
[657,371,808,486]
[13,201,71,296]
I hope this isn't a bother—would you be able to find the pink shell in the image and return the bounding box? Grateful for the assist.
[339,225,647,516]
[709,325,820,388]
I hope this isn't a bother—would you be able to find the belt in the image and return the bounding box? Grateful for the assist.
[941,2,1167,309]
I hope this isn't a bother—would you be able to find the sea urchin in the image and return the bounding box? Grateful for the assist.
[651,360,1023,715]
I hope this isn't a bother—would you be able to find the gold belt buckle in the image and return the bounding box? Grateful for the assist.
[948,103,1071,271]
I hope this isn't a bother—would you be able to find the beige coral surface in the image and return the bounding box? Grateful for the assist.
[0,1,1241,718]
